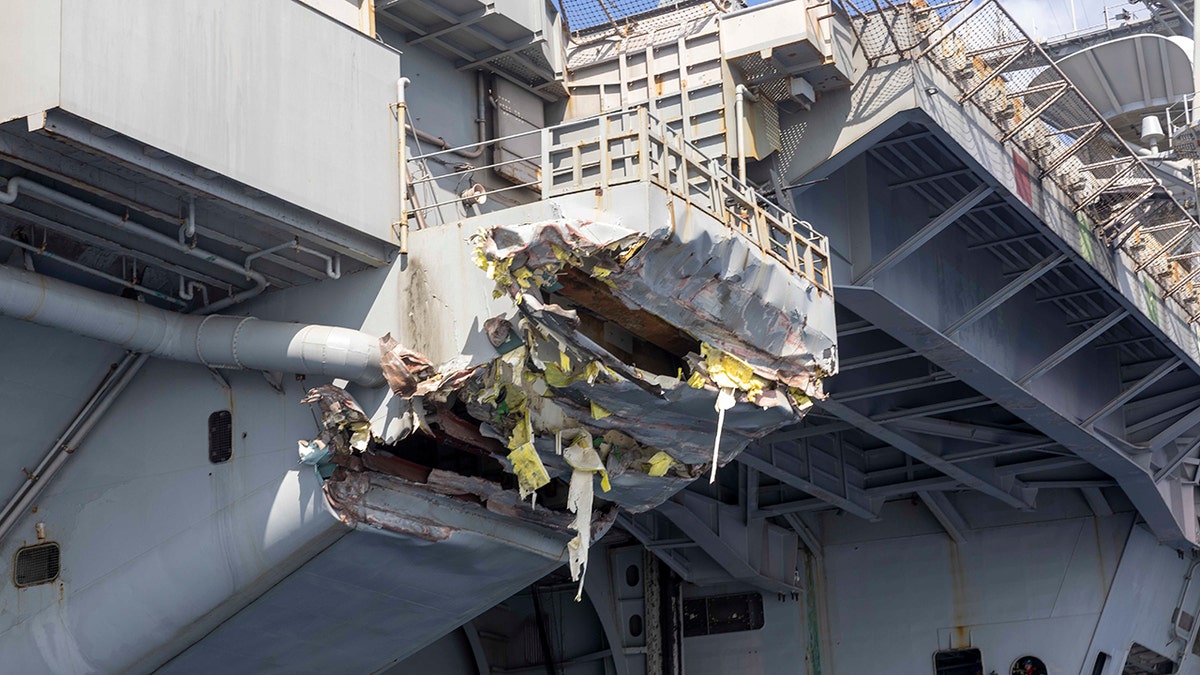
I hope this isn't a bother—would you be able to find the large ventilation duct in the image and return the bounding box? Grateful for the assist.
[0,263,384,387]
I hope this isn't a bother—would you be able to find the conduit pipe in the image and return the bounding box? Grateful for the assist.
[0,177,267,312]
[404,70,488,160]
[734,84,759,184]
[0,351,148,547]
[0,263,384,386]
[0,233,187,307]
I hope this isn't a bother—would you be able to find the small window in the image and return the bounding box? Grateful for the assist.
[208,410,233,463]
[683,592,764,637]
[14,543,60,587]
[628,614,643,637]
[625,564,640,587]
[934,648,982,675]
[1091,652,1110,675]
[1012,656,1047,675]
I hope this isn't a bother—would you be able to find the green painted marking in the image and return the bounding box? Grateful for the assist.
[1075,212,1094,264]
[805,556,823,675]
[1141,276,1160,325]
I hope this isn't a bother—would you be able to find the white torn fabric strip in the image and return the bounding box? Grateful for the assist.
[710,387,736,484]
[563,438,606,602]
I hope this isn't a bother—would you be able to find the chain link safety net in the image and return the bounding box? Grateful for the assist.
[838,0,971,62]
[849,0,1200,321]
[555,0,729,42]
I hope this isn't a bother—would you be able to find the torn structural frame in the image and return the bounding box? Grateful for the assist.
[301,217,831,601]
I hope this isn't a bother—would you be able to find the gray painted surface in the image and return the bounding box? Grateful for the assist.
[0,328,349,674]
[3,1,1200,673]
[683,583,807,675]
[0,0,402,240]
[0,0,59,127]
[822,501,1133,674]
[159,528,566,674]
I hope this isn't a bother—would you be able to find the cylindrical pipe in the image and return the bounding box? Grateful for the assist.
[0,352,149,547]
[402,71,488,160]
[0,177,267,312]
[0,233,187,307]
[398,76,411,230]
[0,263,384,386]
[734,85,759,184]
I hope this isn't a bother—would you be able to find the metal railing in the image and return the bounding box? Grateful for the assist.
[409,107,832,292]
[846,0,1200,321]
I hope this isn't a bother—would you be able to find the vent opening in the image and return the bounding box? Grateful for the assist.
[935,648,983,675]
[14,542,60,587]
[209,410,233,464]
[683,592,765,637]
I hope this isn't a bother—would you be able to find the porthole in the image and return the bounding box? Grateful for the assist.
[625,564,640,587]
[1011,656,1047,675]
[14,542,60,588]
[628,614,643,638]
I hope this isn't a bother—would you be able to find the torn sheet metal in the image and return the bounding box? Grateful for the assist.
[302,214,833,602]
[474,218,837,391]
[462,217,827,508]
[325,467,589,560]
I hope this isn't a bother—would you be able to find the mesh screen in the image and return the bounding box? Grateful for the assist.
[887,0,1200,319]
[208,410,233,464]
[14,543,60,587]
[557,0,725,39]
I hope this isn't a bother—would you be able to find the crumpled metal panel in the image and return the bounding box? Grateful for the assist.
[293,206,835,607]
[464,217,834,511]
[477,218,837,389]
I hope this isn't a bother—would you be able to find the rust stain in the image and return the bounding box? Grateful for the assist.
[948,539,969,648]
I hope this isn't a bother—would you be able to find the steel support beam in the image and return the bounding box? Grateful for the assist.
[1081,487,1114,517]
[1147,403,1200,451]
[835,285,1190,547]
[853,185,994,284]
[781,513,823,558]
[832,373,956,402]
[839,347,918,370]
[1016,310,1128,385]
[737,444,878,520]
[656,499,799,595]
[941,438,1062,462]
[893,417,1046,446]
[995,456,1086,475]
[1025,480,1117,488]
[616,514,694,582]
[1084,358,1181,427]
[944,253,1069,335]
[918,491,970,543]
[819,398,1034,508]
[1154,436,1200,482]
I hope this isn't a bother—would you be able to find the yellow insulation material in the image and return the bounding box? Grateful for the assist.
[645,451,676,477]
[701,344,765,400]
[508,442,551,499]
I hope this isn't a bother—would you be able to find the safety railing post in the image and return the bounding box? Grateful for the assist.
[637,107,650,183]
[540,127,552,195]
[599,113,611,189]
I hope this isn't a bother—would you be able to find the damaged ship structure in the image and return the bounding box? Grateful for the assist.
[7,0,1200,672]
